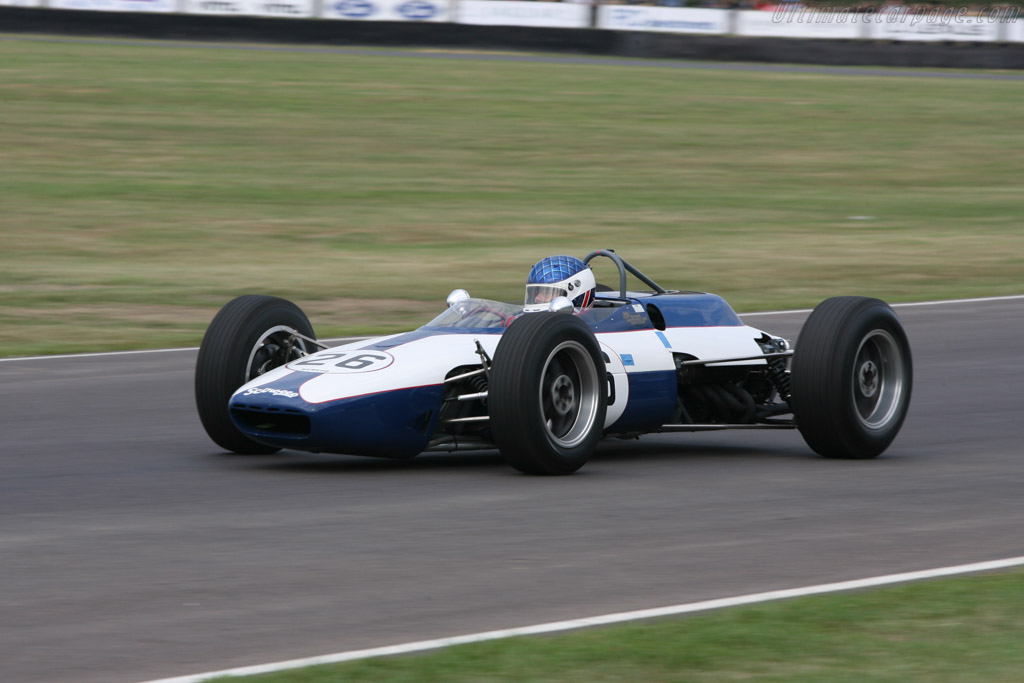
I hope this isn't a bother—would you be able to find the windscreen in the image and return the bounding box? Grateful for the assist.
[424,298,522,329]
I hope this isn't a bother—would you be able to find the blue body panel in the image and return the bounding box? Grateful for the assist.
[584,292,743,333]
[231,372,443,458]
[644,293,743,328]
[607,370,678,433]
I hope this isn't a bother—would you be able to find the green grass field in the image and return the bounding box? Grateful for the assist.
[224,568,1024,682]
[1,37,1022,357]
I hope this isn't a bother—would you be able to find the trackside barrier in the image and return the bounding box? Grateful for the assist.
[183,0,314,17]
[458,0,589,28]
[322,0,450,22]
[734,6,1010,41]
[736,8,865,39]
[1011,14,1024,40]
[597,6,729,35]
[0,0,1022,46]
[48,0,174,11]
[865,7,1004,41]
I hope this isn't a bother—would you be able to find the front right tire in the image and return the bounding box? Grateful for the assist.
[489,313,607,475]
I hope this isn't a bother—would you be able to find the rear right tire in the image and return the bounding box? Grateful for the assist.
[790,296,912,459]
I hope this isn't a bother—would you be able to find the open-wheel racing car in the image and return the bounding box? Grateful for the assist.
[195,250,912,475]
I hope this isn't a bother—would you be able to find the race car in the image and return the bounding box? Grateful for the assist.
[195,250,912,475]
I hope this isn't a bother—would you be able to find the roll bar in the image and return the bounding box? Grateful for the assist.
[582,249,667,299]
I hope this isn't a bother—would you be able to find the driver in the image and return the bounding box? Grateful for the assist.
[523,255,597,314]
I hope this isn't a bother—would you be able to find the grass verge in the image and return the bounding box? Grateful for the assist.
[233,568,1024,682]
[1,38,1022,356]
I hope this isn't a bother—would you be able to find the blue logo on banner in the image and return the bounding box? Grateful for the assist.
[335,0,375,17]
[397,0,436,19]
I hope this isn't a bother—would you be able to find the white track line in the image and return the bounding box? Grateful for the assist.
[3,294,1022,364]
[891,294,1024,307]
[141,555,1024,683]
[738,293,1024,317]
[0,338,361,363]
[0,347,201,363]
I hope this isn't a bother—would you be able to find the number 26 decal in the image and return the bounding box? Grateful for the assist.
[292,351,395,373]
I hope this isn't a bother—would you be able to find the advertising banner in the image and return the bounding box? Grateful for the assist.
[457,0,590,29]
[736,9,865,39]
[321,0,449,22]
[49,0,174,11]
[598,6,728,35]
[1007,17,1024,42]
[865,8,1001,41]
[184,0,314,16]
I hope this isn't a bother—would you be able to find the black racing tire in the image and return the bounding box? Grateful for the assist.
[489,313,607,475]
[195,295,315,454]
[790,296,912,459]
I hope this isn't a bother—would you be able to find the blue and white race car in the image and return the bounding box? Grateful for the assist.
[195,250,912,474]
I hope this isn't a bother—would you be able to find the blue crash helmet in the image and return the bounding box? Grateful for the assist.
[524,255,597,313]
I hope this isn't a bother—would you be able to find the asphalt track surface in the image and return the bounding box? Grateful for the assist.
[2,297,1023,683]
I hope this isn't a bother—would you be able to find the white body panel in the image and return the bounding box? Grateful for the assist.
[296,334,500,404]
[234,322,770,429]
[660,326,769,365]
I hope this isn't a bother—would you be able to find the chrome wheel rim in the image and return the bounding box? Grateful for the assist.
[538,341,600,449]
[852,329,905,430]
[245,326,308,382]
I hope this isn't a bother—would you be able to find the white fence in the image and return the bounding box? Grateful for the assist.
[865,7,1005,41]
[598,6,729,35]
[2,0,1022,42]
[458,0,589,28]
[736,9,866,39]
[48,0,175,11]
[184,0,314,17]
[322,0,449,22]
[1010,13,1024,41]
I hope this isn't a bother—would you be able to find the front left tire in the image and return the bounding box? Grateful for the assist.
[195,295,315,454]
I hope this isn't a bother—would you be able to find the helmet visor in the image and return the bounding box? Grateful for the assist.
[525,284,568,307]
